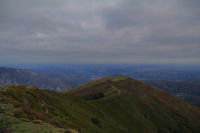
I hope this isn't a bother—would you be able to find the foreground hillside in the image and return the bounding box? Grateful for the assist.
[0,77,200,133]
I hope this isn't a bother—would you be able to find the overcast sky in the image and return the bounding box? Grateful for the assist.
[0,0,200,65]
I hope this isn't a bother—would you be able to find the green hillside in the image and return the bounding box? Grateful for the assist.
[0,77,200,133]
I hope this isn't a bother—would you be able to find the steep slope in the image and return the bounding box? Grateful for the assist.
[0,85,80,133]
[67,76,200,132]
[0,77,200,133]
[0,67,71,90]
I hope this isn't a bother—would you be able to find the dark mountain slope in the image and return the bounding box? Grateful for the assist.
[67,76,200,132]
[0,77,200,133]
[0,67,71,90]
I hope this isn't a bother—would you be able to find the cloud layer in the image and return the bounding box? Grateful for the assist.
[0,0,200,64]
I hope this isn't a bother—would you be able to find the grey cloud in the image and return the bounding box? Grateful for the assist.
[0,0,200,64]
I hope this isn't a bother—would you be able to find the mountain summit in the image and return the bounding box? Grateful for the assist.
[0,76,200,133]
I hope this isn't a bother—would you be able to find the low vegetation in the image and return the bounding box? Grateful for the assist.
[0,76,200,133]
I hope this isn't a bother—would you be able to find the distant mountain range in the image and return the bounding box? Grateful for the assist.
[32,64,200,82]
[0,77,200,133]
[148,80,200,107]
[1,66,200,107]
[0,67,71,90]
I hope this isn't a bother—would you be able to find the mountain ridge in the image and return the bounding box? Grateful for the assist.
[0,76,200,133]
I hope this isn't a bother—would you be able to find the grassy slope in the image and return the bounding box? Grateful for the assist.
[0,77,200,133]
[0,114,66,133]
